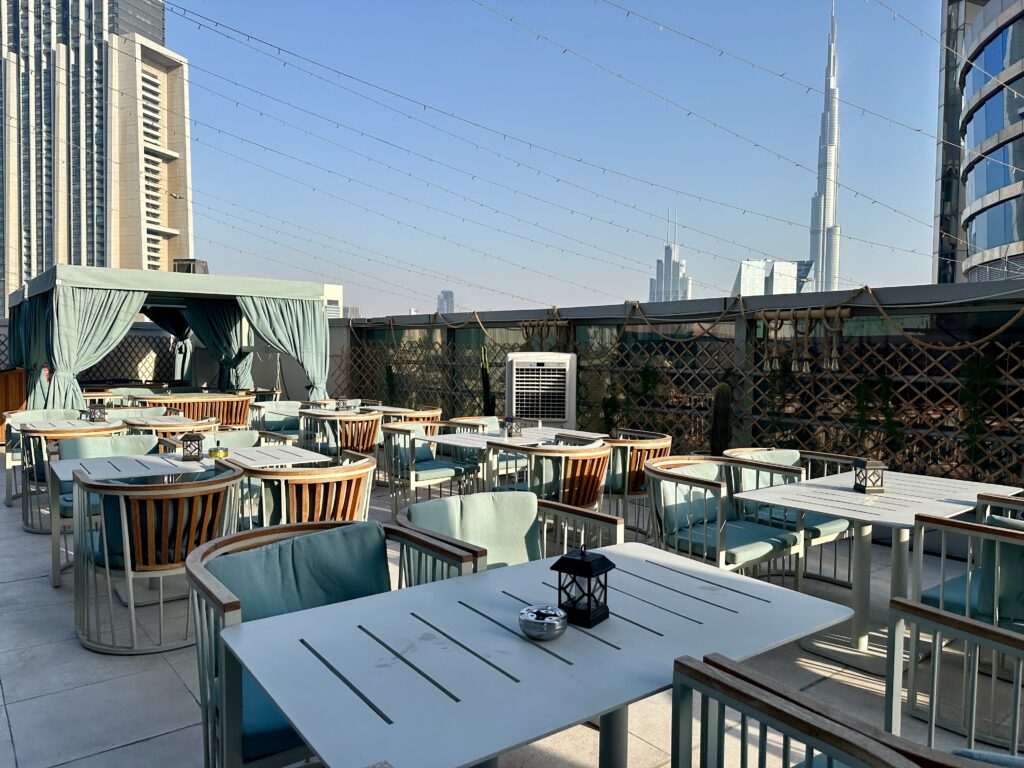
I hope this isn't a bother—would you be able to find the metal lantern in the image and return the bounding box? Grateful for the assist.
[87,401,108,423]
[504,416,522,437]
[181,432,204,462]
[550,546,615,628]
[853,458,886,494]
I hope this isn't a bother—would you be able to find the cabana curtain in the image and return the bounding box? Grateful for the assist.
[24,294,51,408]
[8,301,24,368]
[143,307,193,383]
[45,286,146,408]
[238,296,330,400]
[183,300,254,390]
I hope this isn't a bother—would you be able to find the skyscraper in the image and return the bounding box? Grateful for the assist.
[436,289,455,314]
[0,1,193,310]
[808,1,841,293]
[936,1,1024,282]
[647,213,692,303]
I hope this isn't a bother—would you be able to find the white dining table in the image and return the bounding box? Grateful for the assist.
[223,445,331,471]
[49,453,216,483]
[735,470,1021,672]
[221,542,851,768]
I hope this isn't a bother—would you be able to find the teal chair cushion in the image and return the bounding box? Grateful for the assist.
[261,402,302,433]
[977,514,1024,620]
[409,491,540,568]
[659,462,725,531]
[201,431,260,451]
[206,522,391,762]
[411,459,469,482]
[668,519,800,567]
[394,424,434,467]
[754,508,850,540]
[921,570,981,618]
[106,406,167,419]
[952,749,1024,766]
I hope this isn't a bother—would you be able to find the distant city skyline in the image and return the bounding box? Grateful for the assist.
[169,1,940,316]
[647,213,692,303]
[437,290,455,314]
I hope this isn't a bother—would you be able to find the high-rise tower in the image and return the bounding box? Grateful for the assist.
[648,211,692,303]
[808,1,841,293]
[0,1,193,311]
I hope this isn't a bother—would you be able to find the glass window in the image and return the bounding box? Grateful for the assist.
[966,18,1024,99]
[965,72,1024,148]
[967,196,1024,254]
[965,136,1024,202]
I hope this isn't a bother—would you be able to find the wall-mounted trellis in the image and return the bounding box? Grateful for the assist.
[334,284,1024,487]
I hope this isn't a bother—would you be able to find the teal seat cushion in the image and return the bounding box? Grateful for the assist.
[241,671,305,762]
[201,431,260,451]
[668,519,800,567]
[659,462,726,531]
[206,523,391,762]
[411,459,468,481]
[754,507,850,540]
[952,749,1024,766]
[107,406,167,419]
[206,522,391,622]
[409,491,540,567]
[977,515,1024,620]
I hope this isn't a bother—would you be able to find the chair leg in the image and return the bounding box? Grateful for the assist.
[5,467,12,507]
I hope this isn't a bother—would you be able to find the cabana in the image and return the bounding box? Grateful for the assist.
[8,265,330,409]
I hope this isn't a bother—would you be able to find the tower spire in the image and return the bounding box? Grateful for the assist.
[808,1,841,292]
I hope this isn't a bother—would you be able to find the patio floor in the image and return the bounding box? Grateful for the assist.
[0,476,973,767]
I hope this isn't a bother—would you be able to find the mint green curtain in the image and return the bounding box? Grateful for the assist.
[45,286,146,408]
[143,307,193,383]
[237,296,330,400]
[24,294,52,408]
[183,300,253,390]
[8,301,24,368]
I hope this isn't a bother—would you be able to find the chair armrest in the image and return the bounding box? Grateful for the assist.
[915,513,1024,543]
[538,499,623,527]
[889,597,1024,654]
[259,430,297,446]
[158,437,181,452]
[383,522,479,569]
[799,450,862,464]
[719,455,805,477]
[165,407,183,416]
[394,515,488,569]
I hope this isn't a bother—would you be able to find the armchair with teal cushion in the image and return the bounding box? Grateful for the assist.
[398,491,624,571]
[4,408,82,506]
[249,401,303,444]
[382,421,473,519]
[644,455,804,575]
[485,441,611,512]
[186,521,474,768]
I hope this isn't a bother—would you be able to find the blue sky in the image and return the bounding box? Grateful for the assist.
[170,0,942,316]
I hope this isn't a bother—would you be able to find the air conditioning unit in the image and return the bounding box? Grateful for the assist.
[505,352,577,429]
[173,259,209,274]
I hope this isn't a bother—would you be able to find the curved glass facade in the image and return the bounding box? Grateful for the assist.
[964,72,1024,147]
[966,196,1024,254]
[966,17,1024,99]
[965,136,1024,202]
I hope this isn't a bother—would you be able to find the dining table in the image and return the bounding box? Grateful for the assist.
[221,542,851,768]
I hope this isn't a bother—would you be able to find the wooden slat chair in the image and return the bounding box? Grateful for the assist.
[671,654,923,768]
[298,410,382,457]
[48,433,163,587]
[448,416,532,484]
[73,466,243,654]
[643,455,805,578]
[723,447,855,586]
[21,423,127,534]
[888,598,1024,762]
[604,429,672,538]
[3,407,81,506]
[104,405,183,420]
[397,490,623,571]
[898,503,1024,750]
[382,421,474,519]
[186,520,474,768]
[400,406,443,435]
[225,453,376,530]
[134,394,253,429]
[485,441,612,512]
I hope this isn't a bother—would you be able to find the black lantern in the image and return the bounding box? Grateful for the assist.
[181,432,204,462]
[550,546,615,628]
[87,401,108,423]
[853,458,886,494]
[503,416,522,437]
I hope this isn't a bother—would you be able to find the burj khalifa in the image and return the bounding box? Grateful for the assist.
[808,1,841,293]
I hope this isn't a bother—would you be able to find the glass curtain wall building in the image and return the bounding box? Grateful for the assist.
[0,0,192,312]
[937,0,1024,282]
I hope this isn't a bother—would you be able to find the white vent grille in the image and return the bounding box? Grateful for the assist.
[506,353,577,428]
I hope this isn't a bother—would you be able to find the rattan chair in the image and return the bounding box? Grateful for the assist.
[298,409,382,456]
[73,465,243,654]
[133,394,253,429]
[225,453,376,529]
[186,520,474,768]
[604,429,672,536]
[21,423,127,534]
[485,440,612,512]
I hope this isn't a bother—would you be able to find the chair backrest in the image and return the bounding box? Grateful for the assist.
[673,654,921,768]
[494,441,611,509]
[643,455,728,539]
[605,430,672,496]
[135,395,252,428]
[402,407,443,435]
[383,422,435,468]
[252,400,303,432]
[243,455,376,524]
[451,415,500,431]
[200,430,261,451]
[409,491,541,568]
[720,447,804,514]
[76,467,243,572]
[304,411,382,454]
[59,433,160,460]
[104,406,168,419]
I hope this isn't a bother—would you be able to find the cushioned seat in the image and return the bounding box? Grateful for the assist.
[952,749,1024,767]
[754,507,850,540]
[205,523,391,762]
[410,459,470,481]
[668,520,801,567]
[408,492,540,568]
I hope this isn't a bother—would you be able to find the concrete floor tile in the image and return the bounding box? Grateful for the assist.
[0,706,15,768]
[0,575,74,614]
[6,666,199,768]
[0,637,165,704]
[0,603,76,653]
[50,725,203,768]
[502,723,669,767]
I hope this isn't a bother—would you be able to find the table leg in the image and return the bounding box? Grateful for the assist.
[851,521,872,652]
[599,707,628,768]
[891,527,910,600]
